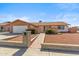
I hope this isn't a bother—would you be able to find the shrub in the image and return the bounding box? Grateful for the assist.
[45,29,58,34]
[26,29,36,34]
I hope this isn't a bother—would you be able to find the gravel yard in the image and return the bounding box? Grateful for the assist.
[44,33,79,44]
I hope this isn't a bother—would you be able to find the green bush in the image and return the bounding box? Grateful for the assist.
[26,29,36,34]
[45,29,58,34]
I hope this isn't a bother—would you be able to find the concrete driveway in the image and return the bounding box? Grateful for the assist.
[0,32,19,40]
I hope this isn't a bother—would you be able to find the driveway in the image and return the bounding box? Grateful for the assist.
[0,32,19,40]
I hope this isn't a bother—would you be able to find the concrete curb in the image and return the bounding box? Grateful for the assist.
[41,43,79,51]
[0,41,26,48]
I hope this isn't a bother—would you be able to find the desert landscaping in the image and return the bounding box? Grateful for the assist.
[44,33,79,44]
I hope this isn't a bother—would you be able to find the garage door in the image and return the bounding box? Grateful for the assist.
[13,26,27,33]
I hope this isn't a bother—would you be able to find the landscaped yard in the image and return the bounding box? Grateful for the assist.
[44,33,79,44]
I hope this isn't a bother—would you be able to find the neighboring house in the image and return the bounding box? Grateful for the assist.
[0,22,11,32]
[0,19,69,33]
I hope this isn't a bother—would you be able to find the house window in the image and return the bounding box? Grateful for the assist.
[58,26,65,30]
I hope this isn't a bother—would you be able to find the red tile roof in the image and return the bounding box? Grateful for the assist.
[0,22,11,26]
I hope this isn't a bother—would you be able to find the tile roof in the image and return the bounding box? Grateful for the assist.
[0,22,11,26]
[32,22,69,26]
[10,19,38,27]
[0,19,69,27]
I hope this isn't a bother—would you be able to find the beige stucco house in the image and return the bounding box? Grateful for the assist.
[0,19,69,33]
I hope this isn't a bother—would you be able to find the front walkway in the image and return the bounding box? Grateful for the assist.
[23,33,51,56]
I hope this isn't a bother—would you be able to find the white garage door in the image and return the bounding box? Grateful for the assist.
[13,26,27,33]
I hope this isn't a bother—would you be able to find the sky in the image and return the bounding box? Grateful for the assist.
[0,3,79,26]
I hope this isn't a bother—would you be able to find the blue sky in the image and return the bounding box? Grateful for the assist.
[0,3,79,26]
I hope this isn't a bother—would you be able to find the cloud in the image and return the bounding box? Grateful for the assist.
[57,4,79,11]
[0,15,7,18]
[12,16,30,22]
[50,13,79,26]
[0,15,30,22]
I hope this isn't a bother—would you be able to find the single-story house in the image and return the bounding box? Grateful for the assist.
[0,19,69,33]
[0,22,11,32]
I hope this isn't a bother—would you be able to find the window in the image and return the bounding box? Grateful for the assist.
[58,26,65,30]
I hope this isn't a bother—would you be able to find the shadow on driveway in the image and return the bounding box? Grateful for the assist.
[12,48,28,56]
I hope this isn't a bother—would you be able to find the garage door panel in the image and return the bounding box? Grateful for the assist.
[13,26,27,33]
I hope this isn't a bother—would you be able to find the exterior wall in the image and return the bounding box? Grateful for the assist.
[4,26,11,32]
[48,26,58,31]
[37,25,58,33]
[37,25,68,33]
[28,24,36,29]
[0,24,68,33]
[0,24,12,32]
[39,26,44,33]
[69,27,77,33]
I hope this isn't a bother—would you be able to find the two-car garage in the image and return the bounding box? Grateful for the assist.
[11,20,29,33]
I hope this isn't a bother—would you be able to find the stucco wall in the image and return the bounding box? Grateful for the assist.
[69,27,77,33]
